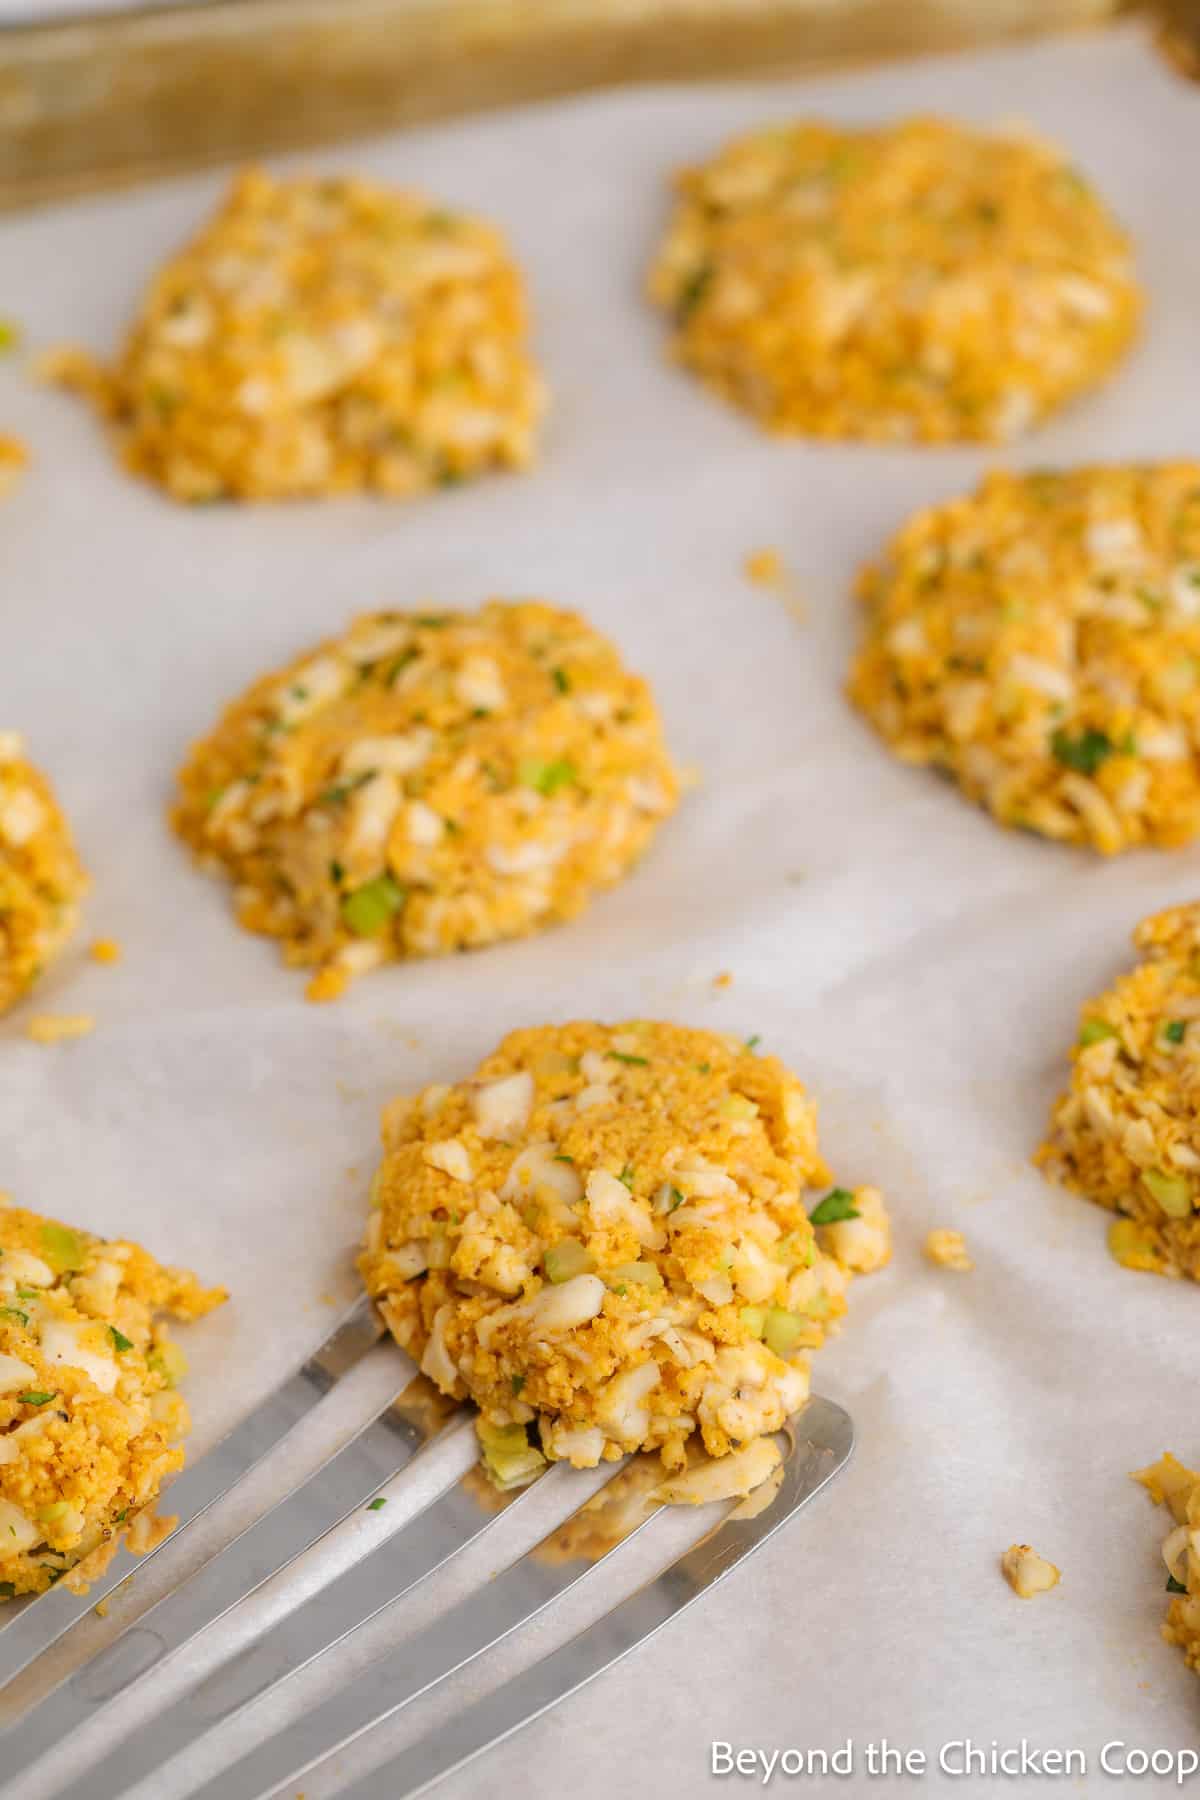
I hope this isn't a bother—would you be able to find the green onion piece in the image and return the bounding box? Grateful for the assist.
[606,1050,649,1067]
[669,1188,686,1212]
[543,1240,596,1284]
[745,1034,762,1050]
[739,1304,767,1339]
[17,1391,55,1407]
[552,667,571,694]
[618,1164,635,1189]
[0,1307,29,1328]
[1164,1020,1187,1045]
[1144,1169,1194,1218]
[763,1308,806,1357]
[341,874,405,937]
[1078,1019,1118,1047]
[114,1509,128,1523]
[603,1261,663,1293]
[366,1497,388,1512]
[809,1188,859,1227]
[109,1326,134,1352]
[39,1223,88,1273]
[511,1374,526,1395]
[518,757,577,797]
[477,1418,546,1492]
[1050,727,1115,777]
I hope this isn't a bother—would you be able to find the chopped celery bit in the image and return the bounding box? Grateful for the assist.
[739,1305,767,1339]
[543,1240,595,1283]
[763,1308,807,1357]
[604,1261,663,1293]
[39,1223,88,1273]
[17,1392,55,1407]
[1078,1018,1118,1047]
[477,1419,546,1492]
[809,1188,858,1227]
[518,757,577,797]
[1144,1169,1194,1218]
[148,1340,188,1387]
[341,874,405,937]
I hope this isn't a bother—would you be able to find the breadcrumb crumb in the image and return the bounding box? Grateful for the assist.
[0,435,27,499]
[924,1228,973,1271]
[1001,1543,1061,1598]
[26,1014,95,1044]
[89,938,122,965]
[744,549,784,587]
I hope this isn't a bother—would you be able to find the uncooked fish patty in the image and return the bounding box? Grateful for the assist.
[173,604,679,1000]
[0,1196,225,1598]
[47,168,546,503]
[849,464,1200,853]
[360,1021,890,1496]
[649,116,1140,443]
[1038,902,1200,1280]
[0,734,88,1014]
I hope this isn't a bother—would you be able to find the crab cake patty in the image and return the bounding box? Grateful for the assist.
[0,735,88,1014]
[849,464,1200,854]
[173,604,679,1000]
[1038,903,1200,1281]
[49,168,546,503]
[0,1197,225,1597]
[649,116,1140,444]
[360,1021,891,1486]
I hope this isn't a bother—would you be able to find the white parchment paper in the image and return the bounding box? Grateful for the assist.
[2,19,1199,1798]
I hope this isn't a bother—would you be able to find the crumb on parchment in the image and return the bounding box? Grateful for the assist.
[89,938,122,965]
[924,1228,973,1271]
[26,1014,95,1044]
[1001,1543,1061,1598]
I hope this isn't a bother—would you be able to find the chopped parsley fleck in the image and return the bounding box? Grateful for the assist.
[1050,727,1116,777]
[618,1164,635,1189]
[329,859,345,885]
[0,1307,29,1328]
[416,614,450,628]
[110,1326,134,1352]
[320,770,375,808]
[553,1153,574,1164]
[552,667,571,694]
[384,647,420,684]
[697,1062,712,1075]
[745,1034,762,1051]
[114,1509,128,1523]
[1078,1019,1118,1048]
[366,1497,388,1512]
[676,262,713,322]
[511,1374,526,1395]
[17,1391,56,1407]
[606,1051,648,1067]
[669,1188,686,1212]
[1164,1020,1187,1045]
[809,1188,859,1227]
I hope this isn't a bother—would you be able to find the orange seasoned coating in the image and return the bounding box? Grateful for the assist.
[0,733,88,1014]
[360,1021,890,1487]
[849,465,1200,853]
[45,167,546,503]
[0,434,26,498]
[1038,902,1200,1281]
[650,117,1140,444]
[0,1198,225,1598]
[173,604,679,999]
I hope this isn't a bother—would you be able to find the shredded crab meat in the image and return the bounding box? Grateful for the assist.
[0,736,89,1015]
[1038,901,1200,1281]
[649,116,1139,445]
[850,464,1200,854]
[360,1021,890,1498]
[0,1195,225,1599]
[172,602,679,999]
[1133,1453,1200,1677]
[43,168,547,505]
